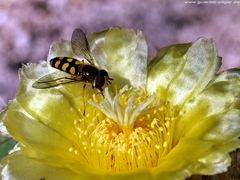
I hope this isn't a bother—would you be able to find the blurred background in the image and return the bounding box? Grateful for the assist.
[0,0,240,110]
[0,0,239,179]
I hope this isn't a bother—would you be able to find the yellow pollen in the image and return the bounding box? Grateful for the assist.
[147,114,151,118]
[69,147,73,152]
[163,141,167,148]
[165,117,170,121]
[149,131,154,136]
[82,141,87,145]
[74,149,78,154]
[74,120,77,125]
[159,107,164,111]
[165,121,170,128]
[159,127,163,131]
[71,86,179,172]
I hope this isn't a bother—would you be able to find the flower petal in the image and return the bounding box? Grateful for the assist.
[16,62,85,142]
[176,68,240,139]
[0,151,80,180]
[1,150,154,180]
[147,38,221,106]
[151,69,240,179]
[152,138,240,180]
[88,27,148,88]
[2,101,104,176]
[147,43,191,98]
[2,101,79,165]
[212,68,240,83]
[192,109,240,142]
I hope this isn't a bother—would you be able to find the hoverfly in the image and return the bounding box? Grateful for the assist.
[32,29,113,93]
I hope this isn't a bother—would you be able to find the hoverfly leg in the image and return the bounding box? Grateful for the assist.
[107,77,113,85]
[82,83,87,116]
[95,88,104,98]
[98,87,103,92]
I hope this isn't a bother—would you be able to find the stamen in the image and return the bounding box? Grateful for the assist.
[129,94,155,125]
[88,86,157,129]
[71,86,179,172]
[124,98,133,126]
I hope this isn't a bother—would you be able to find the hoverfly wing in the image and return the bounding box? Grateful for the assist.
[32,71,81,89]
[71,28,94,65]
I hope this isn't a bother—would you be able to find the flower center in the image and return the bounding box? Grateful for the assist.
[69,86,179,172]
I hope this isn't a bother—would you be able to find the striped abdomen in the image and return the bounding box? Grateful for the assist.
[50,57,82,76]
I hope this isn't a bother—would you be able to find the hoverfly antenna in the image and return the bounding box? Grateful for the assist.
[107,77,113,85]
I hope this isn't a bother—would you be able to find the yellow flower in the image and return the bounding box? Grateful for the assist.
[0,27,240,180]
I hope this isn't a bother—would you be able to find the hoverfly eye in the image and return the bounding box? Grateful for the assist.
[99,70,109,77]
[93,74,105,88]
